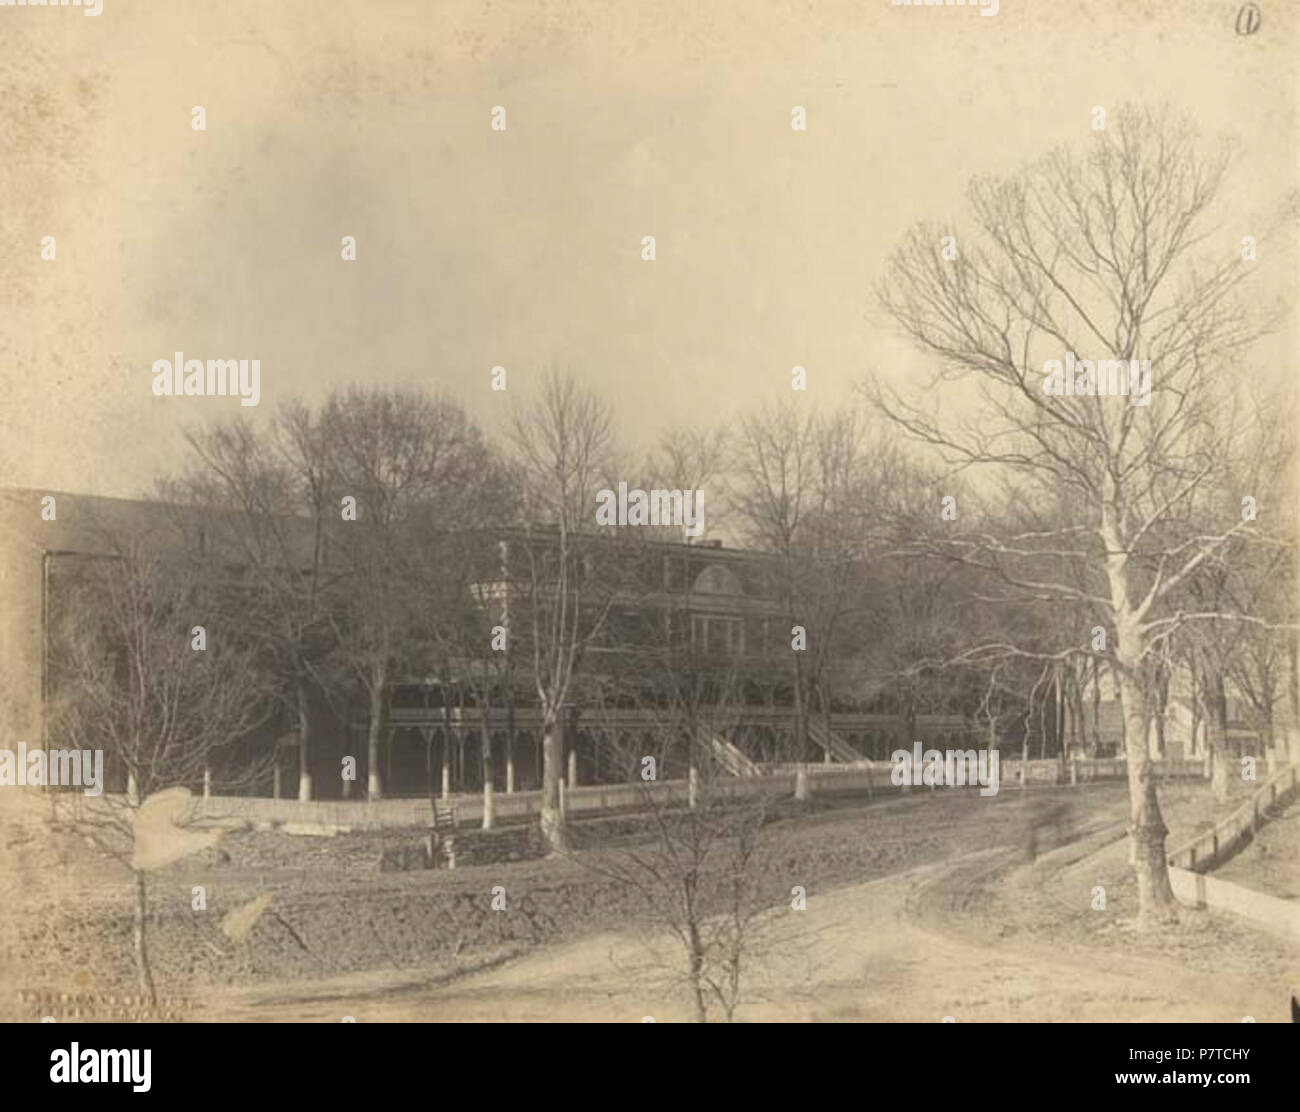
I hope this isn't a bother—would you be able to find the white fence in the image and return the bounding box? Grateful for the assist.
[1166,761,1299,872]
[1169,867,1300,943]
[198,755,1206,831]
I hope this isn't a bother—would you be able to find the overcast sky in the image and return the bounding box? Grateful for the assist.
[1,0,1295,499]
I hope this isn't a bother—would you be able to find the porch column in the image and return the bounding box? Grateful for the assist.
[506,696,516,793]
[441,730,451,799]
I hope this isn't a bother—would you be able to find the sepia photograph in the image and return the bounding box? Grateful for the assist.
[1,0,1297,1092]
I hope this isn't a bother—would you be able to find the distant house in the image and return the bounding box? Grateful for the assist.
[1089,692,1264,760]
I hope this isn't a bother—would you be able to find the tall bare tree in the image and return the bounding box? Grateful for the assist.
[323,386,500,801]
[731,401,880,765]
[865,105,1289,924]
[48,533,276,1003]
[167,400,337,801]
[1174,386,1298,797]
[510,369,617,852]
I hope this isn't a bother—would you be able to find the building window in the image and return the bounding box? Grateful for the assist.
[691,614,744,656]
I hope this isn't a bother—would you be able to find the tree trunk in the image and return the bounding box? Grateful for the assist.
[367,665,386,801]
[1117,674,1178,926]
[441,671,453,798]
[1207,667,1231,804]
[684,876,708,1023]
[1286,633,1300,740]
[482,671,495,830]
[424,727,435,812]
[1152,662,1168,759]
[456,683,468,790]
[506,689,516,794]
[1260,669,1276,756]
[1091,656,1101,757]
[482,771,495,830]
[539,706,567,852]
[296,676,313,802]
[791,665,808,765]
[818,684,832,765]
[1050,664,1063,761]
[480,717,493,832]
[1188,649,1202,760]
[1068,668,1085,759]
[481,747,496,827]
[1061,667,1072,756]
[133,871,157,1009]
[1103,487,1174,924]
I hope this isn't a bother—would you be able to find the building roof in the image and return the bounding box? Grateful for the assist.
[0,488,183,556]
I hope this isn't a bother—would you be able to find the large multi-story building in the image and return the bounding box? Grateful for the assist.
[0,486,985,801]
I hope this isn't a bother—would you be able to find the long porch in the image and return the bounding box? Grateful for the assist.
[336,704,981,799]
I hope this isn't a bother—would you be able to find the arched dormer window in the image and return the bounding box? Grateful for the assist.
[692,564,743,597]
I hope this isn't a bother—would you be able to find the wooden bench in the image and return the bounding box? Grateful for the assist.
[427,800,458,869]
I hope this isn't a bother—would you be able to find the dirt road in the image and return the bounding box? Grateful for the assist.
[205,844,1292,1022]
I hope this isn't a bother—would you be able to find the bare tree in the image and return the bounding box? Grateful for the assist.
[509,369,617,852]
[426,529,518,829]
[322,385,499,801]
[637,422,731,543]
[731,401,876,768]
[1174,386,1298,797]
[865,105,1290,925]
[579,677,779,1022]
[47,534,275,1004]
[167,401,338,801]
